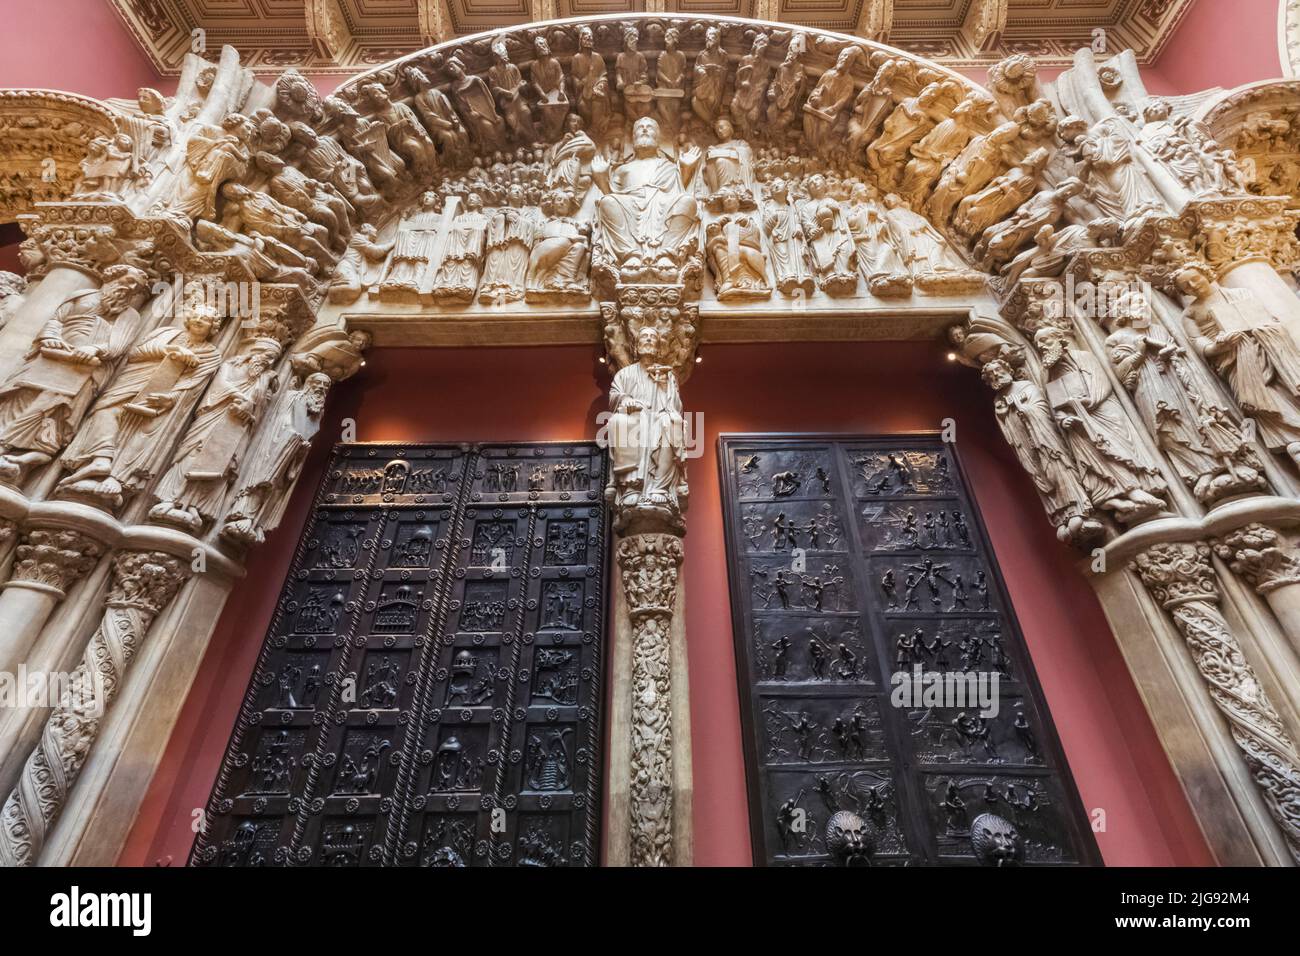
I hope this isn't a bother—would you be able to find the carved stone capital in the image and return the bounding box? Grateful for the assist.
[1187,197,1300,276]
[8,529,105,597]
[1131,542,1219,608]
[1214,524,1300,595]
[105,550,188,615]
[617,532,684,621]
[601,283,700,381]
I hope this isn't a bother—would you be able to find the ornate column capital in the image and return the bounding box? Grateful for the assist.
[1131,541,1219,607]
[7,529,105,598]
[1214,524,1300,595]
[105,550,188,615]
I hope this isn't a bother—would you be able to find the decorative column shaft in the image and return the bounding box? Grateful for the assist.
[0,550,187,866]
[616,533,683,866]
[1132,542,1300,862]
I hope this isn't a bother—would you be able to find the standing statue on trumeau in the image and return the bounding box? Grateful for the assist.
[58,302,225,508]
[150,338,283,531]
[1176,260,1300,469]
[592,116,701,283]
[0,265,147,485]
[1032,323,1169,525]
[605,327,689,532]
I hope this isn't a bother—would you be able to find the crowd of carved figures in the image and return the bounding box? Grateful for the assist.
[0,11,1299,866]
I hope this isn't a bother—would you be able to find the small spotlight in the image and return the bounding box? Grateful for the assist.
[695,354,703,363]
[946,352,957,362]
[598,355,606,364]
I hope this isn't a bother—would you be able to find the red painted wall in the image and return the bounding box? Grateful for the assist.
[1147,0,1283,94]
[121,342,1213,866]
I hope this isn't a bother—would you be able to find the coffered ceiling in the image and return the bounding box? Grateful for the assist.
[109,0,1195,75]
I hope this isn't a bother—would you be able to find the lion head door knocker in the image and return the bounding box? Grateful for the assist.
[825,810,876,866]
[970,812,1023,866]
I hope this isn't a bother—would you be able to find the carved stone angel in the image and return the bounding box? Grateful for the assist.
[329,224,395,304]
[1033,323,1169,524]
[150,338,283,530]
[1101,288,1263,504]
[763,178,814,296]
[432,193,490,302]
[867,81,953,181]
[952,148,1050,239]
[706,193,770,301]
[1077,117,1166,223]
[927,121,1021,227]
[844,184,911,297]
[897,94,991,207]
[174,113,254,221]
[800,178,857,296]
[58,303,225,507]
[0,265,147,484]
[974,177,1085,269]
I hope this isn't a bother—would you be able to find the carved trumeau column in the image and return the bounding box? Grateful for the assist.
[1132,542,1300,862]
[616,533,683,866]
[0,550,188,866]
[1216,525,1300,653]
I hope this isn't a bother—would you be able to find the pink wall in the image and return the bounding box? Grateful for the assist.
[1147,0,1283,94]
[120,342,1213,867]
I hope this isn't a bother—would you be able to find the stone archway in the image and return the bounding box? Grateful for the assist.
[0,13,1298,866]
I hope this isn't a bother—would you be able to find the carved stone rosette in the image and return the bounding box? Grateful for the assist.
[7,529,104,597]
[1131,542,1300,862]
[617,532,683,867]
[0,550,187,866]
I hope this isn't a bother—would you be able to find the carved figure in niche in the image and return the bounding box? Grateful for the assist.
[0,266,147,484]
[730,33,771,137]
[58,303,224,506]
[703,117,754,209]
[928,121,1020,226]
[1176,261,1300,469]
[654,27,687,131]
[175,113,254,221]
[401,65,470,167]
[150,338,282,530]
[591,116,701,283]
[952,147,1050,239]
[766,33,806,131]
[1101,287,1262,504]
[325,96,406,196]
[479,185,539,304]
[844,183,911,297]
[530,36,570,142]
[763,178,813,296]
[868,81,953,182]
[974,177,1084,269]
[329,224,394,304]
[289,122,383,222]
[884,194,983,294]
[803,47,862,157]
[359,81,439,180]
[77,134,137,199]
[545,114,596,195]
[982,357,1100,543]
[1077,117,1165,223]
[488,39,538,144]
[219,182,332,267]
[706,193,770,301]
[527,728,572,791]
[446,56,507,152]
[432,194,490,303]
[616,27,653,122]
[572,26,611,136]
[606,326,688,522]
[898,94,991,207]
[800,176,857,295]
[692,25,728,125]
[223,367,333,546]
[526,190,591,301]
[1033,324,1169,524]
[847,58,903,159]
[378,191,443,299]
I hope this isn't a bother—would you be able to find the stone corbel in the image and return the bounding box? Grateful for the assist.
[962,0,1009,53]
[855,0,894,43]
[1132,542,1300,863]
[306,0,352,62]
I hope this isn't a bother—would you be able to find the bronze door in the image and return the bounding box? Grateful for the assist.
[191,441,609,867]
[720,434,1101,866]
